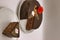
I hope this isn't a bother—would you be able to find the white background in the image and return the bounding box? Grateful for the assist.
[0,0,60,40]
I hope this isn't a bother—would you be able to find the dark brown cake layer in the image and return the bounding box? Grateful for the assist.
[20,1,29,19]
[26,17,34,30]
[2,22,20,38]
[32,14,42,29]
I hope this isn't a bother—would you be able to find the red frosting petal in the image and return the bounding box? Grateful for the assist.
[37,6,43,14]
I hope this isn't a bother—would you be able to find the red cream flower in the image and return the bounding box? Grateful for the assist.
[37,6,43,14]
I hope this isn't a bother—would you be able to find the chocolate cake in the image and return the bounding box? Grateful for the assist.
[2,22,20,38]
[20,0,42,30]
